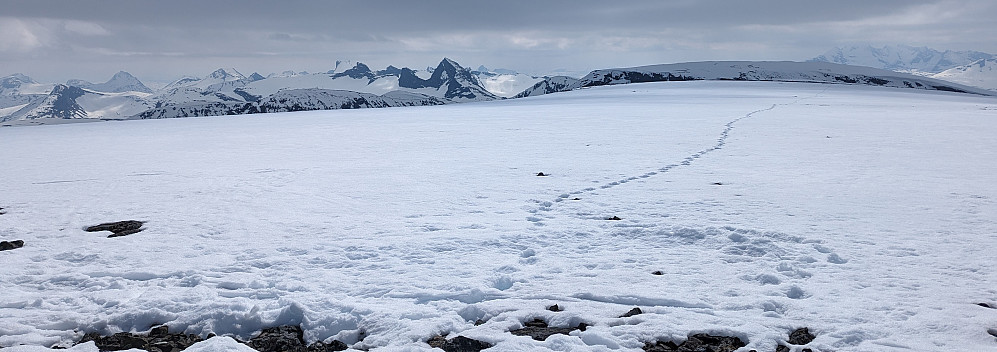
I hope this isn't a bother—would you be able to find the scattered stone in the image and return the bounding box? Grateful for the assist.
[77,325,204,352]
[651,271,663,275]
[620,307,643,318]
[607,216,622,221]
[536,172,548,177]
[547,304,562,312]
[1,240,24,251]
[978,302,994,308]
[988,328,997,338]
[244,325,347,352]
[510,318,587,341]
[643,333,746,352]
[85,220,145,238]
[427,335,493,352]
[787,327,815,345]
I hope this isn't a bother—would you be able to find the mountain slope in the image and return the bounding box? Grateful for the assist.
[931,58,997,91]
[513,76,581,98]
[1,74,54,110]
[136,89,446,119]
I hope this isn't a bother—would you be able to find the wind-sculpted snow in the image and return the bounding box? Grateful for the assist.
[1,81,995,351]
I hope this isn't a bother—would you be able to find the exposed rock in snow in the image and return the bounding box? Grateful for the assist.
[84,220,145,238]
[426,335,492,352]
[643,333,746,352]
[0,240,24,251]
[509,318,587,341]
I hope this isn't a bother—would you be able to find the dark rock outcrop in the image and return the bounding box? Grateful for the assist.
[85,220,144,237]
[244,325,347,352]
[76,325,346,352]
[509,319,587,341]
[78,325,204,352]
[787,327,815,345]
[620,307,643,318]
[547,304,562,312]
[607,216,622,221]
[643,333,746,352]
[1,240,24,251]
[426,335,493,352]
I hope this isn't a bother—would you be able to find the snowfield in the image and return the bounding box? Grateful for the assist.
[1,81,996,351]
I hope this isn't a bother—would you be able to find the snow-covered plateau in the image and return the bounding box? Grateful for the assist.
[1,81,996,351]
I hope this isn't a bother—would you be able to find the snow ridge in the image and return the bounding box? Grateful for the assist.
[516,61,995,99]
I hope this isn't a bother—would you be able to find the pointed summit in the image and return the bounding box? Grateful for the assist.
[248,72,266,82]
[63,71,152,93]
[101,71,153,93]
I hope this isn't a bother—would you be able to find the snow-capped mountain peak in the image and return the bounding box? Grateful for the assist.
[209,68,246,81]
[72,71,154,93]
[248,72,266,82]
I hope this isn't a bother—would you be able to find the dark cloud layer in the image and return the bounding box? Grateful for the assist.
[2,0,994,83]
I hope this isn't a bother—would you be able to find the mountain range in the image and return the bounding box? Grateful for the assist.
[3,54,995,126]
[810,45,997,90]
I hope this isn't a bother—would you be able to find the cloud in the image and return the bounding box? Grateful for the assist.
[2,0,996,83]
[0,18,49,52]
[62,20,110,36]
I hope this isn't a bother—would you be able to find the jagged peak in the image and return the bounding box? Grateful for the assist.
[438,57,464,71]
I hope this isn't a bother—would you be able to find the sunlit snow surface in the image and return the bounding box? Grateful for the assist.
[1,82,996,351]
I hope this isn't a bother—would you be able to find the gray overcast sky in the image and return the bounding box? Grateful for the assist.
[2,0,995,83]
